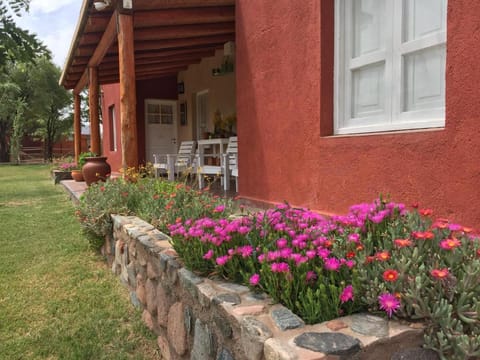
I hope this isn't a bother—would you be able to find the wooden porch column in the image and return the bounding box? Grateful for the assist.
[88,66,101,155]
[73,93,82,162]
[117,11,138,170]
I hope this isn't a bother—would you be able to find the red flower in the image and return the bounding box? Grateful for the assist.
[394,239,413,248]
[376,251,390,261]
[346,251,356,259]
[412,231,434,240]
[383,269,399,282]
[432,221,448,229]
[411,202,419,209]
[430,268,449,279]
[419,209,433,216]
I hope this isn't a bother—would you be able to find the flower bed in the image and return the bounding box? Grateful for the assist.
[76,177,480,359]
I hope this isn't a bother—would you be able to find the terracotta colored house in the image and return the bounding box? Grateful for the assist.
[60,0,480,227]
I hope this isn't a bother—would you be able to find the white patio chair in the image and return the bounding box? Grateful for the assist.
[222,136,238,191]
[196,136,238,191]
[153,140,196,181]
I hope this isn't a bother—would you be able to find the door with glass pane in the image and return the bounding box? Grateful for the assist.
[196,90,209,140]
[145,99,177,163]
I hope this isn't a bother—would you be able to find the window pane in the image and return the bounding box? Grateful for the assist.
[352,62,385,118]
[403,45,445,112]
[353,0,386,57]
[403,0,446,42]
[161,114,173,124]
[161,104,173,115]
[147,103,160,114]
[147,114,160,124]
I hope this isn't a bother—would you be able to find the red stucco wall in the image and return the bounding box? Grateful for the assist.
[236,0,480,227]
[101,76,178,172]
[101,83,122,172]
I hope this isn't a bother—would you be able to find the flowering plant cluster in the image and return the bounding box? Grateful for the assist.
[76,173,232,247]
[169,199,480,359]
[58,162,78,171]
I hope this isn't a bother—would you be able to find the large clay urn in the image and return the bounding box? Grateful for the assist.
[82,156,111,186]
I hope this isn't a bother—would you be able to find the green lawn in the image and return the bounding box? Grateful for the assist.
[0,165,160,360]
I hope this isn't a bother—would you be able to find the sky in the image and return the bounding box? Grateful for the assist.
[14,0,83,68]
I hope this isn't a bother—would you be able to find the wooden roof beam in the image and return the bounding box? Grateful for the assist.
[133,6,235,27]
[132,0,235,10]
[134,34,235,52]
[72,11,118,94]
[134,22,234,41]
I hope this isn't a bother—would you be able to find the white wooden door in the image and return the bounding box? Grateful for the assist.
[145,99,177,163]
[196,90,209,140]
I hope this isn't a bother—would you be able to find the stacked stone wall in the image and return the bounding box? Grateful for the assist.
[105,215,437,360]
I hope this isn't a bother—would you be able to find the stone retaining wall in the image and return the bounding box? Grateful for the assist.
[105,215,435,360]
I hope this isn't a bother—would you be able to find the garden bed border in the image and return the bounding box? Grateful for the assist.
[105,214,431,360]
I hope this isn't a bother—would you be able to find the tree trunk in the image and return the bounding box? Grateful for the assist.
[0,120,11,162]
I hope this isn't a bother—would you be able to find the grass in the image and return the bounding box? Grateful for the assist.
[0,165,160,360]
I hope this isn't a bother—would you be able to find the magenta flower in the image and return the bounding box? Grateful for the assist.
[306,271,317,282]
[238,226,250,235]
[249,273,260,286]
[378,293,401,318]
[202,249,214,260]
[348,233,360,243]
[276,237,288,248]
[340,285,354,303]
[324,257,341,271]
[238,245,253,258]
[317,248,331,259]
[213,205,225,213]
[270,262,290,273]
[216,255,229,266]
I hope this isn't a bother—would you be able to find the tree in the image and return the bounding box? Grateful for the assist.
[0,0,49,70]
[0,77,21,161]
[29,58,72,161]
[0,58,72,163]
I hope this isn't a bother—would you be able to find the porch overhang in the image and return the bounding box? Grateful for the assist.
[60,0,236,92]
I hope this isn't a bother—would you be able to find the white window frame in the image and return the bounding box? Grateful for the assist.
[334,0,447,135]
[108,105,117,152]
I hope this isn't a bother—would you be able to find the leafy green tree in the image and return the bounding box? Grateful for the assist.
[0,0,49,69]
[0,77,21,161]
[29,58,72,161]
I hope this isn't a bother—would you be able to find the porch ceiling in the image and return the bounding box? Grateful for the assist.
[60,0,235,91]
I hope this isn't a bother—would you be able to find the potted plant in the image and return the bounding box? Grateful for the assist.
[80,151,111,186]
[53,160,75,184]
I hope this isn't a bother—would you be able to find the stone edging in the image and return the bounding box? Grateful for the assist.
[106,215,434,360]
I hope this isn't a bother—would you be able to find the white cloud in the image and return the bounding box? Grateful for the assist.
[14,1,82,67]
[30,0,79,14]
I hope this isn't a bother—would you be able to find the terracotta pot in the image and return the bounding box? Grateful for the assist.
[82,156,111,186]
[71,169,84,182]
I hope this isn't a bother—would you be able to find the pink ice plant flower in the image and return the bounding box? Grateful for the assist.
[216,255,229,266]
[270,262,290,273]
[249,273,260,286]
[306,271,317,282]
[340,285,354,303]
[276,237,288,248]
[324,257,341,271]
[202,249,214,260]
[213,205,225,213]
[378,293,401,318]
